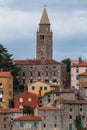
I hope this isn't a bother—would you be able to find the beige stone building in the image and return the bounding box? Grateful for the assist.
[13,116,42,130]
[0,71,13,108]
[14,8,66,88]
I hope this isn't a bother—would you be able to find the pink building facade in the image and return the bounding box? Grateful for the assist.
[71,57,87,89]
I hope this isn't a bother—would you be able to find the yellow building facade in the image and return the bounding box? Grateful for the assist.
[0,71,13,108]
[28,81,56,96]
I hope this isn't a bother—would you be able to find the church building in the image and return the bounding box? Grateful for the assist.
[14,8,66,88]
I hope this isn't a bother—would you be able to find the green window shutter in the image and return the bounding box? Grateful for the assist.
[32,86,35,90]
[33,121,37,127]
[69,124,72,130]
[44,87,47,90]
[80,121,83,128]
[40,86,42,90]
[20,121,24,127]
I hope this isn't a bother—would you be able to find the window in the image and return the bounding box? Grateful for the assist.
[46,66,48,69]
[52,79,57,83]
[32,86,35,90]
[82,115,85,119]
[43,116,46,120]
[4,118,6,121]
[38,72,41,77]
[20,121,24,127]
[54,124,56,127]
[69,115,72,119]
[30,72,33,77]
[54,117,57,120]
[53,71,56,76]
[23,72,25,77]
[46,72,48,76]
[76,69,79,73]
[33,122,37,127]
[23,79,25,84]
[76,76,79,80]
[80,121,83,128]
[53,66,56,68]
[45,79,49,83]
[70,108,72,112]
[19,98,23,102]
[43,124,46,128]
[28,98,32,102]
[0,98,2,102]
[40,86,42,91]
[80,108,82,111]
[4,125,6,128]
[30,79,33,83]
[0,83,2,86]
[44,87,47,90]
[40,35,44,40]
[0,91,3,94]
[48,99,50,103]
[0,83,2,88]
[19,105,23,109]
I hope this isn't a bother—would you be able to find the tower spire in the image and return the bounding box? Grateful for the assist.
[39,7,50,24]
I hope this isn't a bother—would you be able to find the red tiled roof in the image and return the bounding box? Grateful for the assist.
[10,108,23,113]
[53,88,75,93]
[39,106,60,110]
[14,116,42,121]
[60,99,87,104]
[0,108,23,113]
[78,72,87,76]
[14,59,61,65]
[0,72,11,77]
[72,62,87,67]
[0,108,10,113]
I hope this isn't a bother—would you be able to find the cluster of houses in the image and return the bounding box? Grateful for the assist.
[1,7,87,130]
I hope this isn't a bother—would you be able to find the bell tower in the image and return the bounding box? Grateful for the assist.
[36,8,53,60]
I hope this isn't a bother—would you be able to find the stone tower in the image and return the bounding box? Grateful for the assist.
[36,8,53,60]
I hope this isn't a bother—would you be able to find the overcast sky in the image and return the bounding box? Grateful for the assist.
[0,0,87,61]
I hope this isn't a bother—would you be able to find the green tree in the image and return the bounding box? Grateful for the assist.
[74,114,83,130]
[61,58,71,72]
[0,44,22,90]
[23,105,34,115]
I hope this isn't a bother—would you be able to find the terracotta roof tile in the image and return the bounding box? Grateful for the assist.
[14,59,61,65]
[10,108,23,113]
[78,72,87,76]
[14,116,42,121]
[60,99,87,104]
[72,62,87,67]
[0,72,11,77]
[39,106,60,110]
[53,88,75,93]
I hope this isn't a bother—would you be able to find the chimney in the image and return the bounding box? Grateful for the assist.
[79,57,82,63]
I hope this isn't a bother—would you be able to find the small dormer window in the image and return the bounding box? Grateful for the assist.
[40,35,44,40]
